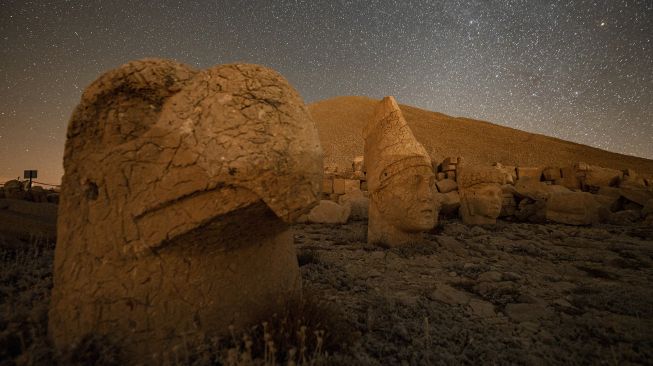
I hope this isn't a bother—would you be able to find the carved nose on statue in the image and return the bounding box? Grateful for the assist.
[417,179,432,201]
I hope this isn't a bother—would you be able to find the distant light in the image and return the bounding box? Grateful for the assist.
[600,22,605,26]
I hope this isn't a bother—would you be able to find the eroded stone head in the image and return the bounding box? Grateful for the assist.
[50,59,323,362]
[363,96,438,246]
[458,164,505,225]
[60,60,322,255]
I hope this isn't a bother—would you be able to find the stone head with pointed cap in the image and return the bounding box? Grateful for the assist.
[363,96,438,246]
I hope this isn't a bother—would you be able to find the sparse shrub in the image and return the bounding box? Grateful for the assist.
[201,288,356,366]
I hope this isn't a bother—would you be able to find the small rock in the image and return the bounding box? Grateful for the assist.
[468,299,496,318]
[429,284,471,305]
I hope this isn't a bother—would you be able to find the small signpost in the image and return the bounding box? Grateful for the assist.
[24,170,37,188]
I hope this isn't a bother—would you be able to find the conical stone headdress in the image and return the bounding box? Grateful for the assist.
[363,96,431,192]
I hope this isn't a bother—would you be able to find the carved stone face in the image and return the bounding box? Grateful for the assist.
[463,183,503,219]
[374,165,437,232]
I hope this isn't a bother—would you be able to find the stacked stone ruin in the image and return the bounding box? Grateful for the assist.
[316,156,653,227]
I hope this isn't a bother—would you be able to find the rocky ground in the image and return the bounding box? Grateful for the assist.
[1,215,652,365]
[294,220,653,365]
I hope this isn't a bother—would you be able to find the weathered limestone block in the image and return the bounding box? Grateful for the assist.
[308,200,351,224]
[545,192,600,225]
[331,178,360,194]
[322,178,334,194]
[556,166,582,189]
[514,179,561,201]
[344,179,361,193]
[338,189,369,220]
[582,165,622,188]
[436,178,458,193]
[49,59,323,363]
[442,157,460,166]
[458,165,504,225]
[333,178,346,194]
[516,166,542,181]
[363,96,438,246]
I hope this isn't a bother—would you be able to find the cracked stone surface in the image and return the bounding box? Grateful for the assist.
[48,59,323,363]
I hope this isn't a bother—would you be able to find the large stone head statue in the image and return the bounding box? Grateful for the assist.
[49,59,322,362]
[363,96,438,246]
[458,164,504,225]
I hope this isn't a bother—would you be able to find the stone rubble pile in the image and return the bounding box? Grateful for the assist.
[315,157,653,227]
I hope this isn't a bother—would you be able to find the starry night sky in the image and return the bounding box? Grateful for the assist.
[1,0,651,185]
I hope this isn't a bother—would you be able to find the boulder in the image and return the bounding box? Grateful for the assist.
[364,96,438,246]
[49,59,323,363]
[308,200,351,224]
[437,191,461,216]
[338,189,369,220]
[436,178,458,193]
[545,191,600,225]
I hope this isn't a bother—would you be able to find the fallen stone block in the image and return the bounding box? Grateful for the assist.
[546,191,600,225]
[582,165,622,188]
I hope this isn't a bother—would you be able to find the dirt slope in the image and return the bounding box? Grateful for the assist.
[309,96,653,174]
